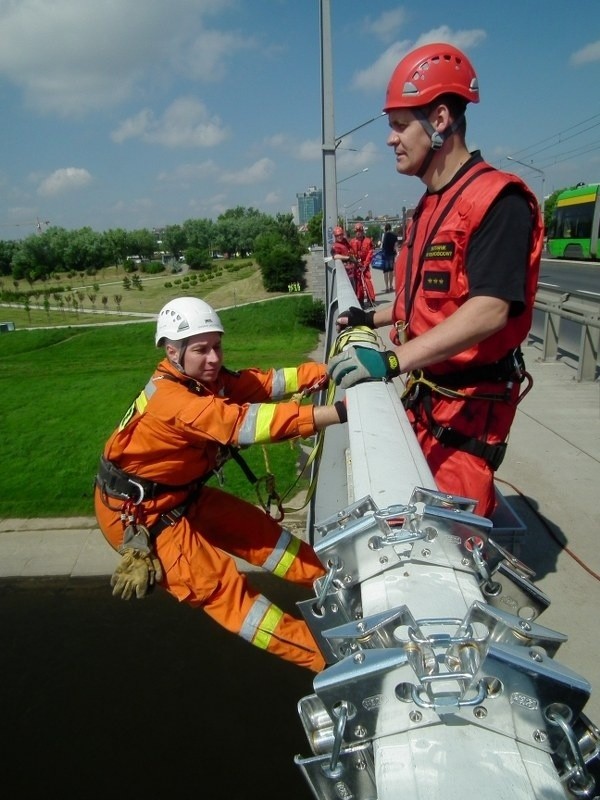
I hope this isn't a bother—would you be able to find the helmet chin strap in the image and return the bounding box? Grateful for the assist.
[169,341,187,374]
[413,109,465,178]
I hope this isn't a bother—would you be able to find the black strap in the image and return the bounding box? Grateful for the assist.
[227,446,259,484]
[415,388,507,471]
[423,348,526,389]
[404,165,495,323]
[429,423,507,470]
[148,502,190,539]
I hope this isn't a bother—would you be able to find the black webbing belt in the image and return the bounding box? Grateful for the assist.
[96,456,199,504]
[428,420,507,470]
[422,347,526,389]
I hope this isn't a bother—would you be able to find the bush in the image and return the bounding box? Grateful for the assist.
[140,261,165,274]
[298,299,326,330]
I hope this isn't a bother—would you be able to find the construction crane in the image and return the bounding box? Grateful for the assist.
[0,217,50,235]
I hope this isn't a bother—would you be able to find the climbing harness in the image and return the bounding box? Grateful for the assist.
[96,456,206,542]
[401,348,534,471]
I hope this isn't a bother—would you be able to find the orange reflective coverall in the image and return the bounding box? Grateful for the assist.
[95,357,328,671]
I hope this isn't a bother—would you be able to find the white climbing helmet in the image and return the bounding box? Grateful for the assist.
[155,297,224,346]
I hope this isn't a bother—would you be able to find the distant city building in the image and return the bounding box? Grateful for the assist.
[296,186,323,225]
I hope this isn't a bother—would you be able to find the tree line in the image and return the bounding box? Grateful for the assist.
[0,207,312,296]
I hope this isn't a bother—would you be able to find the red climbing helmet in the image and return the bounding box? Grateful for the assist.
[383,42,480,111]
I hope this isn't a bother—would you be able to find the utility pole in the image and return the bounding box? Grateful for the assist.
[320,0,337,260]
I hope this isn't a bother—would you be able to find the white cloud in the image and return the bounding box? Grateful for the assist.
[364,9,407,43]
[263,134,321,162]
[570,40,600,65]
[352,27,486,93]
[219,157,275,185]
[37,168,92,196]
[296,139,322,161]
[157,161,218,184]
[111,98,230,147]
[0,0,240,116]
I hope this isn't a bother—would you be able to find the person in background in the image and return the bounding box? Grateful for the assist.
[381,222,399,294]
[95,297,347,672]
[349,222,376,308]
[328,42,543,518]
[330,225,356,291]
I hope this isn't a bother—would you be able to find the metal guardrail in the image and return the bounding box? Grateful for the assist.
[294,259,599,800]
[534,288,600,381]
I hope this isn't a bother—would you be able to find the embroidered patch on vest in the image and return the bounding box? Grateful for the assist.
[423,271,450,291]
[424,242,455,259]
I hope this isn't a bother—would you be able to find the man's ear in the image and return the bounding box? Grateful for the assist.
[430,104,450,150]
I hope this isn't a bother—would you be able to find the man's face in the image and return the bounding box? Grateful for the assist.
[168,331,223,385]
[386,108,431,176]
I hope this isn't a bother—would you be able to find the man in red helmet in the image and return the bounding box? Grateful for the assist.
[328,42,544,518]
[330,225,357,290]
[349,222,376,308]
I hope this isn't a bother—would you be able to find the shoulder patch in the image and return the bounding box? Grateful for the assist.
[423,271,450,292]
[424,242,455,259]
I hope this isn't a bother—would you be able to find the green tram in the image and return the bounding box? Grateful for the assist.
[547,182,600,261]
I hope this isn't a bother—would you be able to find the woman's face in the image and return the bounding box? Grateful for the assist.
[168,332,223,385]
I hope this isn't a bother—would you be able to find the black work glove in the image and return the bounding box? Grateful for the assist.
[336,306,375,332]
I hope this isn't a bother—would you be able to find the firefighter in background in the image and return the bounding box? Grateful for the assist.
[330,225,357,291]
[328,42,543,518]
[349,222,376,308]
[95,297,347,672]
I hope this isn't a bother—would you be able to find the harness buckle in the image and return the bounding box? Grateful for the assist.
[127,479,146,505]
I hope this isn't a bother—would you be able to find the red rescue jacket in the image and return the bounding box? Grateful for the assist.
[392,160,543,374]
[349,236,373,268]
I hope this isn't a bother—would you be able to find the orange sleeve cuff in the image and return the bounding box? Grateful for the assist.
[297,404,317,438]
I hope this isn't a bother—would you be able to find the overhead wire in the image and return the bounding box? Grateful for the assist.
[501,112,600,177]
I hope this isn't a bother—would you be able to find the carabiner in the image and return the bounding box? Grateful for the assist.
[127,479,145,505]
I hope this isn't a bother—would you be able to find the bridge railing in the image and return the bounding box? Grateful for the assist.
[294,259,599,800]
[534,288,600,381]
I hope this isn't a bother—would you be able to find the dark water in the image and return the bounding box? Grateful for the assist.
[0,574,316,799]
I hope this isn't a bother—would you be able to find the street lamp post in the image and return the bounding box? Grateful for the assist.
[506,156,546,217]
[343,194,368,231]
[337,167,368,186]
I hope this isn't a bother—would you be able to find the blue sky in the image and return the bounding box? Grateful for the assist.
[1,0,599,239]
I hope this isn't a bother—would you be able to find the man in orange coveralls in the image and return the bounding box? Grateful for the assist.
[95,296,347,672]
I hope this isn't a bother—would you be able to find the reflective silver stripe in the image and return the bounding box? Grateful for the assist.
[261,528,292,572]
[239,594,270,642]
[238,404,260,446]
[271,368,287,399]
[271,367,300,399]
